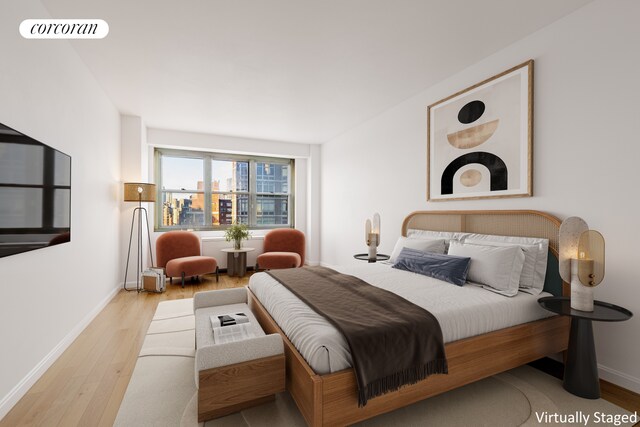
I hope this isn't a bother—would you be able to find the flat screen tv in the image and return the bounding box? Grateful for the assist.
[0,122,71,258]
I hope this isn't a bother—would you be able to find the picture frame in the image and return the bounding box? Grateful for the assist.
[427,60,533,201]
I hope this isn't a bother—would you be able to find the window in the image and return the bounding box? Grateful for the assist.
[0,141,71,230]
[155,148,294,230]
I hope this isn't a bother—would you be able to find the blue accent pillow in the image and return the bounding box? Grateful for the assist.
[392,247,471,286]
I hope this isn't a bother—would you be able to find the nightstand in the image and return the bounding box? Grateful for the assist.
[538,296,632,399]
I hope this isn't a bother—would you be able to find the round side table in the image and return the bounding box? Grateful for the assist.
[538,296,632,399]
[221,248,255,277]
[353,253,390,263]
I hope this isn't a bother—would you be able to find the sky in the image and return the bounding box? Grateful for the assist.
[161,157,235,191]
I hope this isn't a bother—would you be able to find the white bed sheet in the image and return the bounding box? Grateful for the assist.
[248,263,554,375]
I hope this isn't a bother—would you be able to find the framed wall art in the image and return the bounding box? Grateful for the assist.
[427,60,533,201]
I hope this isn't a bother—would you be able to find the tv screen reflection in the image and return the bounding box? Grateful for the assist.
[0,122,71,258]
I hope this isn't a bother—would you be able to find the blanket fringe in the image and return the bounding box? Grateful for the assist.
[358,359,449,407]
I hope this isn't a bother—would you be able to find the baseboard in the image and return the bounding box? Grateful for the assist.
[530,356,640,397]
[319,261,338,269]
[599,364,640,394]
[0,284,121,421]
[219,267,255,274]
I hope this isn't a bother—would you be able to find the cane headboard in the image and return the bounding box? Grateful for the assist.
[401,210,566,296]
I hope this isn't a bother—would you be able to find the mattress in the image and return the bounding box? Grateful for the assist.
[249,263,554,375]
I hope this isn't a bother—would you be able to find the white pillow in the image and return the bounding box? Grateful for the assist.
[465,239,537,291]
[464,233,549,295]
[406,229,465,252]
[389,237,446,263]
[448,242,525,297]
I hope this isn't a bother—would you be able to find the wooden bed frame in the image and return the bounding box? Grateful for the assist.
[248,210,571,426]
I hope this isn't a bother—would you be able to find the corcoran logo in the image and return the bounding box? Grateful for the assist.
[19,19,109,39]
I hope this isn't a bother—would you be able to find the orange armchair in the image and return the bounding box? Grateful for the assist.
[156,231,218,287]
[256,228,305,270]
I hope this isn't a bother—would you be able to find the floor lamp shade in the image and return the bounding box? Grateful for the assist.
[124,182,156,202]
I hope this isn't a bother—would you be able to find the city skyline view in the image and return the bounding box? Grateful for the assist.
[159,156,290,228]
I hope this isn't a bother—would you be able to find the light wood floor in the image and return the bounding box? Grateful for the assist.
[0,273,250,427]
[2,272,638,426]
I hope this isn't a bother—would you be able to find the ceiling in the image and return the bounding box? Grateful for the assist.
[42,0,592,144]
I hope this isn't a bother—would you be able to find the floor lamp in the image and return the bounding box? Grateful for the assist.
[123,182,156,292]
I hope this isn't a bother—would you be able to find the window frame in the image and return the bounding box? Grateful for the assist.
[154,148,295,231]
[0,139,71,233]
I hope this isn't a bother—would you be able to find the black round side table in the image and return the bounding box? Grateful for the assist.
[353,253,390,263]
[538,296,632,399]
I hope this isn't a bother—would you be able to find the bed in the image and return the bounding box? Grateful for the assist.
[247,210,571,426]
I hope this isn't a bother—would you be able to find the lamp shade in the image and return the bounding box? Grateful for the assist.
[578,230,605,286]
[558,216,589,283]
[372,213,380,236]
[124,182,156,202]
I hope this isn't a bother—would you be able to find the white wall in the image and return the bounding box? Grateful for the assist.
[0,1,121,418]
[306,145,321,266]
[120,116,151,287]
[321,0,640,392]
[148,128,311,158]
[201,236,264,270]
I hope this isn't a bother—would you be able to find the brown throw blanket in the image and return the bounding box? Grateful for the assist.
[267,266,448,406]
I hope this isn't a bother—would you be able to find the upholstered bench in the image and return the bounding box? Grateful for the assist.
[193,288,285,422]
[167,255,217,284]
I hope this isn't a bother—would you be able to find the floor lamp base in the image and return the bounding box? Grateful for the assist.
[123,205,155,292]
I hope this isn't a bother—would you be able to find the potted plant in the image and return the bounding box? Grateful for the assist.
[224,222,251,250]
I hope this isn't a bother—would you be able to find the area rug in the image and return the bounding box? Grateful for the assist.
[115,298,635,427]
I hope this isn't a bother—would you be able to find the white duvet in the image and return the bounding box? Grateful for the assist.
[249,263,554,374]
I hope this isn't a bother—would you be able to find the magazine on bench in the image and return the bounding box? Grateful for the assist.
[210,313,256,344]
[210,312,249,328]
[213,323,257,344]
